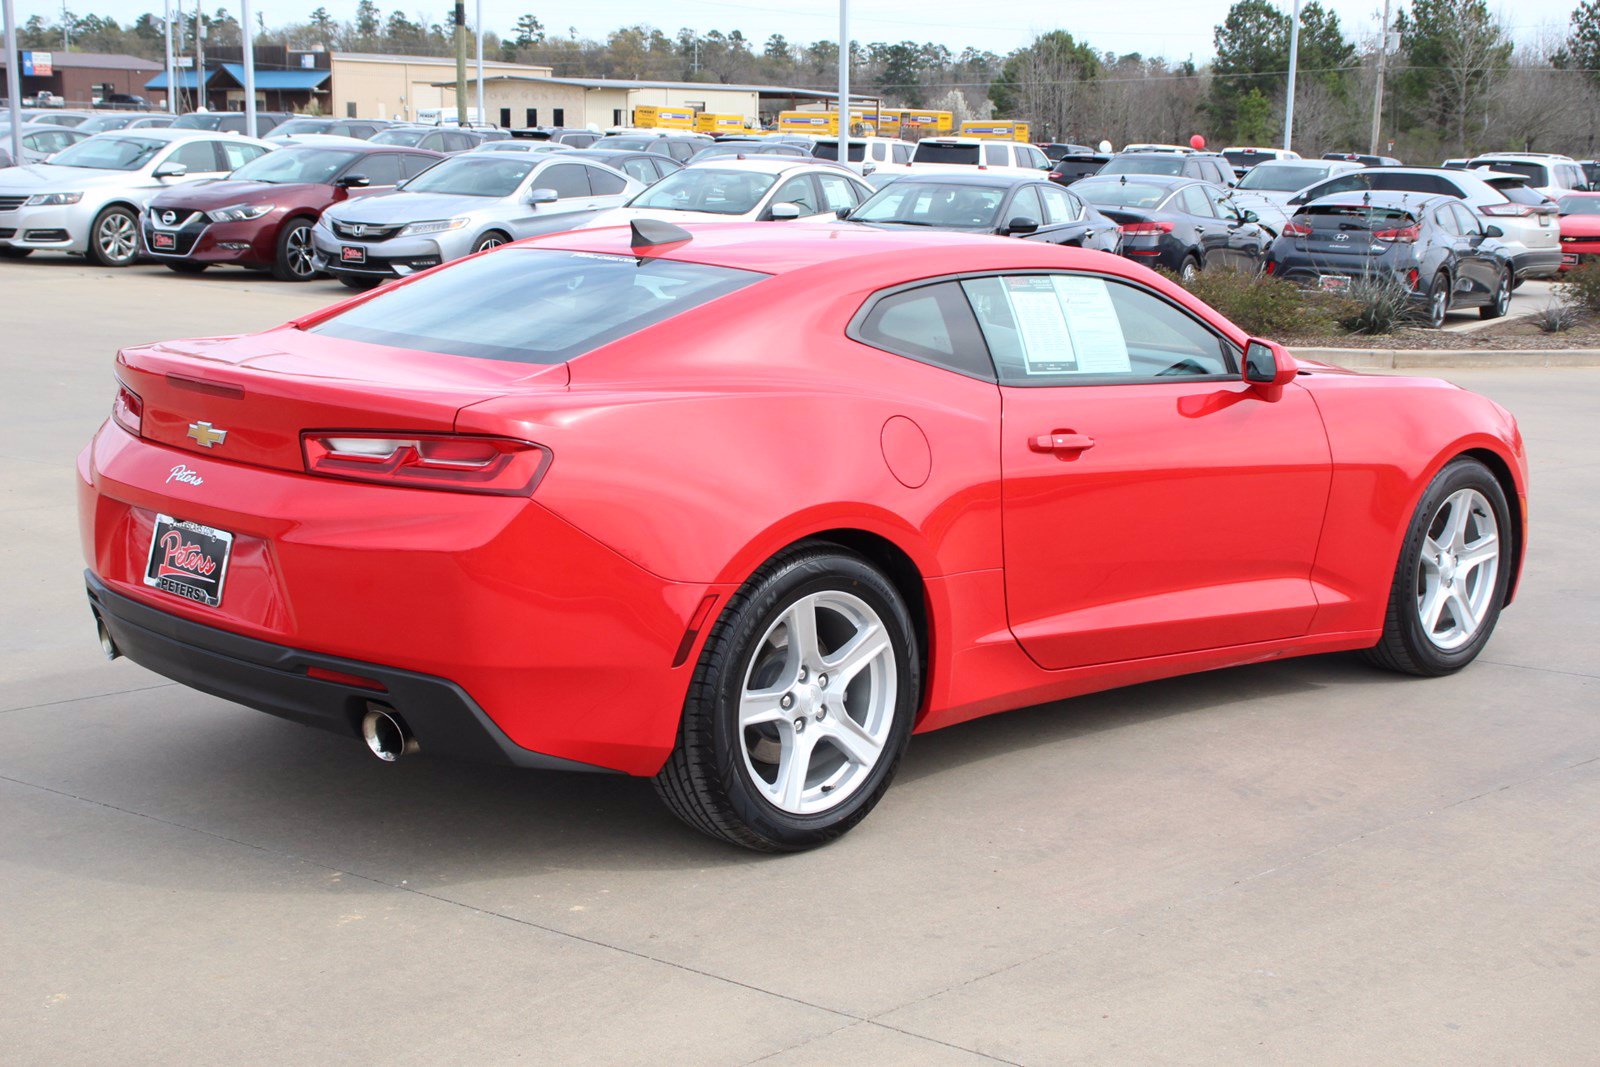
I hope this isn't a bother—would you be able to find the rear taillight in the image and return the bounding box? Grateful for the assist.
[112,380,143,437]
[301,433,551,496]
[1282,221,1312,237]
[1374,225,1419,243]
[1118,221,1174,236]
[1481,203,1534,217]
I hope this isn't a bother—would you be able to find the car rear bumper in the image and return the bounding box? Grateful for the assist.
[1510,248,1562,279]
[86,571,611,772]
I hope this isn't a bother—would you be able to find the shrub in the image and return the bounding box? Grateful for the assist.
[1334,277,1418,335]
[1533,300,1581,333]
[1555,261,1600,317]
[1169,267,1336,339]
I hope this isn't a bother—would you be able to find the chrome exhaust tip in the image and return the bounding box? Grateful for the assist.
[95,617,120,661]
[362,705,418,762]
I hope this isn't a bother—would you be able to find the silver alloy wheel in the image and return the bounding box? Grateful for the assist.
[1429,279,1449,327]
[738,590,897,815]
[1416,487,1500,651]
[1494,271,1511,315]
[1181,257,1199,282]
[476,234,506,251]
[98,212,137,263]
[285,224,315,277]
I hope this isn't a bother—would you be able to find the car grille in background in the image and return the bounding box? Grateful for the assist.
[331,220,400,241]
[0,196,27,212]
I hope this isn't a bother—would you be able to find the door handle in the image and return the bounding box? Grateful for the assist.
[1030,432,1096,454]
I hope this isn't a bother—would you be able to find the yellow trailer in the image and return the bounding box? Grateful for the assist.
[958,120,1032,142]
[776,110,885,136]
[895,109,954,134]
[695,113,753,135]
[633,105,696,130]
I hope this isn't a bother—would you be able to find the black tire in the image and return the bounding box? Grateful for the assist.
[653,543,921,852]
[163,261,208,274]
[271,217,318,281]
[0,247,32,258]
[1179,254,1201,283]
[1479,267,1511,319]
[336,273,381,291]
[1424,271,1450,328]
[1363,457,1513,677]
[87,205,140,267]
[472,231,511,253]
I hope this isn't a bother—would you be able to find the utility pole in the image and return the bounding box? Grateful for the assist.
[1369,0,1393,155]
[5,0,22,166]
[838,0,849,173]
[1282,0,1301,151]
[194,0,205,111]
[163,0,175,112]
[240,0,255,132]
[474,0,484,124]
[454,0,467,124]
[61,0,68,49]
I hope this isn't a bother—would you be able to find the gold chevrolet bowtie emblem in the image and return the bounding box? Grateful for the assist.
[186,421,228,448]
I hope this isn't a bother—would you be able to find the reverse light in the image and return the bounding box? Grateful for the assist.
[397,217,469,237]
[1374,225,1419,243]
[1480,203,1534,217]
[1282,221,1312,237]
[301,432,551,496]
[25,191,82,206]
[206,202,275,223]
[112,380,143,437]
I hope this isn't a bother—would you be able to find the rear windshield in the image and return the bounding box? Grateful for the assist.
[1100,155,1185,177]
[1475,160,1547,184]
[401,155,532,197]
[1299,205,1417,229]
[1051,160,1104,180]
[1489,181,1547,205]
[1237,163,1334,191]
[308,249,765,364]
[1076,180,1172,210]
[370,128,429,146]
[912,143,980,166]
[812,141,866,162]
[1223,150,1267,167]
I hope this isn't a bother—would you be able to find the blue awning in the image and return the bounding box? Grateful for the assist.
[220,63,330,90]
[145,69,212,91]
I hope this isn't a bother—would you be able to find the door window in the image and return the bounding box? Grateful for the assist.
[168,139,224,174]
[1179,185,1215,217]
[586,164,627,195]
[620,158,656,184]
[537,163,593,198]
[664,140,696,162]
[816,172,863,211]
[1303,174,1369,201]
[353,153,405,187]
[1450,202,1482,235]
[983,143,1008,166]
[400,153,437,179]
[1006,186,1044,226]
[1205,187,1239,219]
[852,282,995,380]
[892,143,911,164]
[962,274,1234,383]
[1435,205,1463,236]
[770,176,820,215]
[1021,145,1050,170]
[1038,185,1082,224]
[420,132,448,152]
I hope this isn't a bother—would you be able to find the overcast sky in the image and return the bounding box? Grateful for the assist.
[15,0,1580,61]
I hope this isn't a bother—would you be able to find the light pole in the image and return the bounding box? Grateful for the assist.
[4,0,21,165]
[1282,0,1301,151]
[454,0,467,125]
[475,0,484,124]
[240,0,256,132]
[164,0,176,113]
[1369,0,1394,155]
[838,0,849,172]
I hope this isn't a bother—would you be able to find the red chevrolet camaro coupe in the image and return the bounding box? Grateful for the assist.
[78,221,1528,851]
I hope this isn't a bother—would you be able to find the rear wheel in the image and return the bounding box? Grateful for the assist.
[271,217,318,281]
[1424,271,1450,328]
[163,261,208,274]
[1479,267,1512,319]
[337,273,381,291]
[1179,254,1201,283]
[1363,457,1512,676]
[654,544,920,852]
[88,206,140,267]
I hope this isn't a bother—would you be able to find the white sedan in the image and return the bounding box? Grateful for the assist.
[578,157,874,229]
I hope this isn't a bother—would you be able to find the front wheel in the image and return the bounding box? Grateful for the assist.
[1479,267,1511,319]
[271,217,318,281]
[1363,457,1513,676]
[472,231,510,253]
[1424,271,1450,328]
[654,544,921,852]
[88,206,140,267]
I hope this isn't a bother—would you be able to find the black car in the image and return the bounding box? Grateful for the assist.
[576,148,683,185]
[170,111,292,136]
[94,93,150,110]
[1038,142,1094,161]
[1266,191,1513,327]
[844,173,1121,252]
[1048,152,1109,186]
[1097,150,1237,188]
[511,126,602,148]
[590,133,711,163]
[1322,152,1402,167]
[1073,174,1271,279]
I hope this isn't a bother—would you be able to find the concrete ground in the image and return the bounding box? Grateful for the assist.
[3,259,1597,1065]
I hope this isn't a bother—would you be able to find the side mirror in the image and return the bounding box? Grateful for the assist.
[337,174,371,188]
[1005,216,1040,235]
[1239,209,1259,223]
[834,205,852,220]
[1484,224,1504,238]
[770,202,803,221]
[1243,338,1298,399]
[1287,193,1307,206]
[153,162,188,179]
[527,187,558,205]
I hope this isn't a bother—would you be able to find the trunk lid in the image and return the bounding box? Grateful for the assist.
[117,327,568,472]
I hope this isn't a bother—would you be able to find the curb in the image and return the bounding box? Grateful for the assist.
[1290,347,1600,369]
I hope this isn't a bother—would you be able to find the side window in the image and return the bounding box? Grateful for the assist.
[169,139,224,173]
[537,163,594,198]
[586,164,627,195]
[1435,205,1463,236]
[853,282,995,380]
[652,159,680,181]
[816,172,863,211]
[983,143,1008,166]
[961,274,1234,384]
[620,158,656,184]
[1039,185,1081,225]
[892,142,911,164]
[1451,202,1482,235]
[1006,185,1044,225]
[420,132,447,152]
[354,153,405,187]
[1307,174,1369,200]
[220,140,267,170]
[447,133,477,152]
[1180,186,1215,217]
[665,140,695,162]
[771,175,820,215]
[1205,187,1239,219]
[1022,145,1050,170]
[400,153,437,179]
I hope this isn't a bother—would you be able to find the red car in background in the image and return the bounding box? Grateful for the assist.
[141,142,444,280]
[1555,191,1600,269]
[79,223,1527,851]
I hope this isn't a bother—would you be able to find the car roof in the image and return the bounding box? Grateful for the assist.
[1305,191,1448,210]
[680,157,837,174]
[1075,173,1198,189]
[90,127,245,143]
[876,172,1051,189]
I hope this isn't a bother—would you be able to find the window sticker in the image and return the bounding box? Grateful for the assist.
[1049,275,1132,374]
[1004,276,1079,373]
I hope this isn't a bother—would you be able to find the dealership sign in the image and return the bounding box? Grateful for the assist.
[22,52,54,77]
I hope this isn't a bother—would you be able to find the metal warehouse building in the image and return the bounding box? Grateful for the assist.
[444,75,864,131]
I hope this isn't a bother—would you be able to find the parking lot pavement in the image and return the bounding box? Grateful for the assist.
[3,258,1598,1063]
[1441,278,1556,333]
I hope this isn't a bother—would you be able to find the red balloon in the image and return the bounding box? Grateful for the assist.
[1189,134,1207,150]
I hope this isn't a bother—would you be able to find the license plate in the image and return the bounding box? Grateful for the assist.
[341,245,366,264]
[144,514,233,607]
[152,232,176,250]
[1318,275,1351,292]
[1539,215,1551,227]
